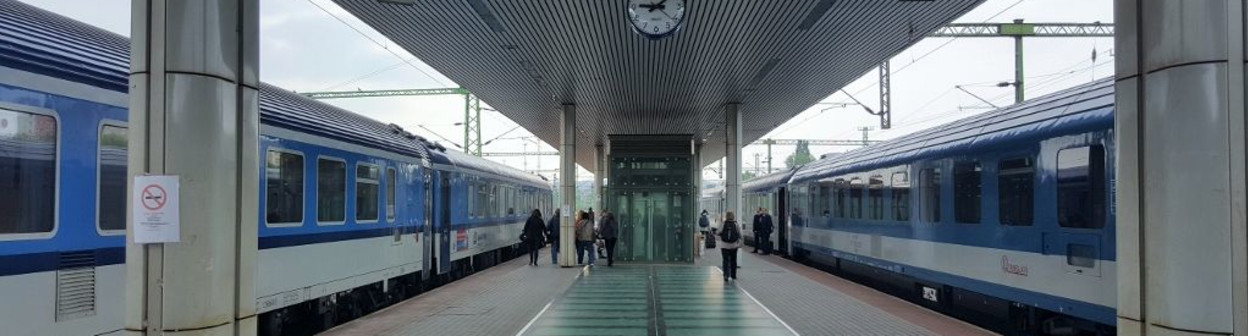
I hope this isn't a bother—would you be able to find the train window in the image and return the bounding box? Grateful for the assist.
[998,157,1034,226]
[868,176,884,220]
[0,108,56,236]
[508,187,515,216]
[356,164,380,222]
[834,179,847,218]
[849,178,864,219]
[98,124,128,232]
[920,168,941,223]
[818,184,832,218]
[464,179,471,217]
[317,158,347,223]
[953,161,981,224]
[386,168,397,222]
[265,149,304,225]
[1067,243,1096,267]
[1057,145,1106,229]
[892,172,910,222]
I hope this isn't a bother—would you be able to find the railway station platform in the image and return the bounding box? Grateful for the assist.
[322,248,993,336]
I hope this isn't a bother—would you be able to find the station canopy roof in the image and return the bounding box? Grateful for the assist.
[334,0,983,169]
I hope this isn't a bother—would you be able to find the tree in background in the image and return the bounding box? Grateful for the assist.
[785,140,815,169]
[742,171,758,181]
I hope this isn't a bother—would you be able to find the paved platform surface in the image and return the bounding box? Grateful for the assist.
[322,246,995,336]
[518,265,796,336]
[322,248,583,336]
[700,247,995,336]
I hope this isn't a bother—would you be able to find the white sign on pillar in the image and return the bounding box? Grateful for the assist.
[132,175,181,243]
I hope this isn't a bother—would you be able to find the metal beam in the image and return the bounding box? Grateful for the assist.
[928,20,1113,104]
[298,87,470,99]
[930,22,1114,37]
[480,152,559,156]
[757,139,882,146]
[879,61,891,129]
[299,87,484,156]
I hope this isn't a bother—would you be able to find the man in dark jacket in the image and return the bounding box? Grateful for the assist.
[752,208,766,253]
[760,208,774,255]
[699,210,711,248]
[547,209,560,265]
[599,212,619,266]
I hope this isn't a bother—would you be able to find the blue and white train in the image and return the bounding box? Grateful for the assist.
[720,78,1117,335]
[0,1,552,335]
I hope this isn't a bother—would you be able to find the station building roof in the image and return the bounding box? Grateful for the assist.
[334,0,984,169]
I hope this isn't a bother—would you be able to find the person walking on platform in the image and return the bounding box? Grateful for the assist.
[699,210,711,247]
[719,212,742,281]
[600,212,619,266]
[759,208,774,255]
[575,211,597,266]
[522,209,548,266]
[547,209,561,265]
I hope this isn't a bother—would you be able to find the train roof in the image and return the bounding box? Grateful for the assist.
[440,148,549,188]
[791,77,1115,184]
[0,0,429,162]
[743,168,799,192]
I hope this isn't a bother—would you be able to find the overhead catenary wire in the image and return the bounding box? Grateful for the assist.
[305,0,453,88]
[321,57,417,91]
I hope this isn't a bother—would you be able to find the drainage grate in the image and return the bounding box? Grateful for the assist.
[55,251,97,321]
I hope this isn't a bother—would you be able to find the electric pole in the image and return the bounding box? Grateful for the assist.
[928,20,1114,104]
[857,127,875,146]
[299,87,485,156]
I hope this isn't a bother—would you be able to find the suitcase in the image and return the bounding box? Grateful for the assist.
[705,235,716,248]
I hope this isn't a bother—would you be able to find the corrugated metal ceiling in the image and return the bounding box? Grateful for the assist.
[334,0,984,170]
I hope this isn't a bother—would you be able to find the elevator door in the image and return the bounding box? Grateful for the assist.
[617,190,691,263]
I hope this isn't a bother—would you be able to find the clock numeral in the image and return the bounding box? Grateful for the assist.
[653,26,659,33]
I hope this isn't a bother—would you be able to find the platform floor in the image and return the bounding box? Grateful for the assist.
[322,247,995,336]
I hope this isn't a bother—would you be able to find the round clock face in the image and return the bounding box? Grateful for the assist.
[627,0,687,39]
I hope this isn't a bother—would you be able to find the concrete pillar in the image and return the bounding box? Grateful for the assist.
[559,104,578,267]
[693,142,703,257]
[126,0,259,335]
[595,143,605,214]
[1115,1,1248,335]
[724,104,742,228]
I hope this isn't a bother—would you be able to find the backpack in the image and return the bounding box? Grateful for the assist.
[719,221,740,243]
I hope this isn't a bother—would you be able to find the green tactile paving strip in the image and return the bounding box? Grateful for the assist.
[519,266,797,336]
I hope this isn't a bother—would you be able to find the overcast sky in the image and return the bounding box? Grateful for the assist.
[22,0,1113,181]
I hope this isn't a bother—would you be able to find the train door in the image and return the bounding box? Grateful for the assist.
[420,169,432,280]
[776,188,789,256]
[436,172,452,274]
[1048,145,1108,278]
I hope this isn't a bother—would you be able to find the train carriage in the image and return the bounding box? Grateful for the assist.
[786,78,1116,335]
[0,2,552,335]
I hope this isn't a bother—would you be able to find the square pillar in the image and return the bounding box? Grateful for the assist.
[127,0,259,335]
[559,104,578,267]
[595,144,605,213]
[724,104,742,225]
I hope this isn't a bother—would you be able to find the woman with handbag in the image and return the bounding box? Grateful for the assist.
[522,209,547,266]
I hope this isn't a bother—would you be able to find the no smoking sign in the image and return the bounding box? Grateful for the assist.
[133,175,180,243]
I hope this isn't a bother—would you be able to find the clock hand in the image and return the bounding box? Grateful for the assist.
[648,0,667,12]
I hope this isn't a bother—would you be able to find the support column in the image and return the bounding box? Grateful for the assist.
[595,144,605,213]
[693,142,703,257]
[1115,1,1247,335]
[1013,28,1025,104]
[127,0,259,335]
[724,104,742,227]
[559,104,578,267]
